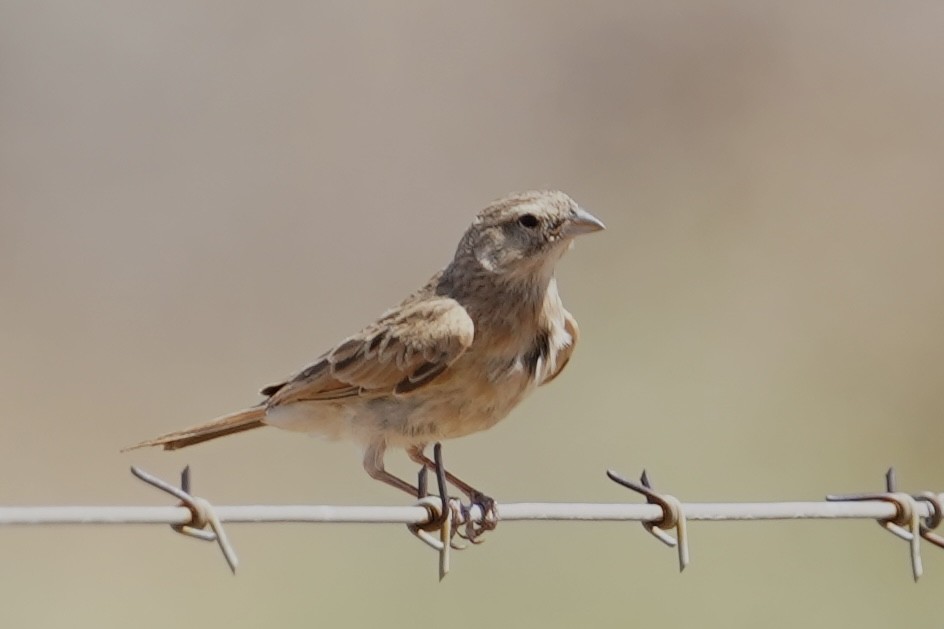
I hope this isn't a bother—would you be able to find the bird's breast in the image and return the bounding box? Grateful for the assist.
[417,317,571,438]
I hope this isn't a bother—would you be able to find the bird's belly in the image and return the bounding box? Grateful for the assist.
[264,400,357,440]
[386,360,539,445]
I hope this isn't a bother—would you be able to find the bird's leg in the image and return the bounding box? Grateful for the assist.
[363,441,418,497]
[407,445,483,498]
[407,444,497,542]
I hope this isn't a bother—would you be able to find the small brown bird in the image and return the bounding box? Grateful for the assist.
[128,190,604,507]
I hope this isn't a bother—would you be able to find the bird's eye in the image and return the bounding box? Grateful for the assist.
[518,213,539,229]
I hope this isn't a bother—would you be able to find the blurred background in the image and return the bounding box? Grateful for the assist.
[2,1,943,627]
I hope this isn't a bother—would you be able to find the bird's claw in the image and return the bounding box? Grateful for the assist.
[422,492,497,547]
[455,492,497,543]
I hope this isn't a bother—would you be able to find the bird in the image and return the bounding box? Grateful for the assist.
[127,190,604,513]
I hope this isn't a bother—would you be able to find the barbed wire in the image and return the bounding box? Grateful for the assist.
[0,463,941,581]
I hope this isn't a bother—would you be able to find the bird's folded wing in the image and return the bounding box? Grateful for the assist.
[263,297,475,406]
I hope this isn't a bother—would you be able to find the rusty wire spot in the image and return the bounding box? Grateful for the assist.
[913,491,944,550]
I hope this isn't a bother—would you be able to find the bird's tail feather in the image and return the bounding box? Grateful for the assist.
[123,407,266,451]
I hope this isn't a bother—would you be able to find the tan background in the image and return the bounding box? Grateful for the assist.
[2,2,943,627]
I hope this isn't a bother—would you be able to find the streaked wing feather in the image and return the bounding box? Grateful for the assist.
[395,361,449,394]
[266,298,474,406]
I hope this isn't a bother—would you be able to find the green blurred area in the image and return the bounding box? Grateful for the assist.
[2,2,943,627]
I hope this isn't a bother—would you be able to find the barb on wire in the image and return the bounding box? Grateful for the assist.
[826,467,928,581]
[607,469,690,572]
[408,443,455,580]
[131,465,239,574]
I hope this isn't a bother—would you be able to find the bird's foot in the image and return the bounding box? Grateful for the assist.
[410,443,499,544]
[456,490,498,544]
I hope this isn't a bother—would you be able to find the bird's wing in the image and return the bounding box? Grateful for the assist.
[263,297,475,406]
[540,310,579,386]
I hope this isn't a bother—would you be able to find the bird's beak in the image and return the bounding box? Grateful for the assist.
[563,207,606,238]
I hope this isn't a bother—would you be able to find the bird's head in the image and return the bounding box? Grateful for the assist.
[457,190,605,282]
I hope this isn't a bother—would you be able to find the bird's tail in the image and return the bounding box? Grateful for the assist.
[123,406,266,451]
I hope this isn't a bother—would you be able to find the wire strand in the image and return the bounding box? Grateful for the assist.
[0,497,938,526]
